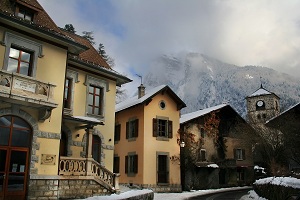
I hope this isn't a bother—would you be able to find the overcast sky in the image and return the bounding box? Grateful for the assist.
[39,0,300,92]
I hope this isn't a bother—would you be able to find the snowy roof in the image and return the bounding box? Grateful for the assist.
[266,102,300,124]
[63,115,103,125]
[247,84,279,98]
[180,104,228,124]
[115,85,186,113]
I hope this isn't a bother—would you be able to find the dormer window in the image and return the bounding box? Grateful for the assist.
[18,8,34,21]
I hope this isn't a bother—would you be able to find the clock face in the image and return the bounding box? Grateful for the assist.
[257,100,264,107]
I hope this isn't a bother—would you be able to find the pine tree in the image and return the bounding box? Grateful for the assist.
[63,24,76,33]
[82,31,95,45]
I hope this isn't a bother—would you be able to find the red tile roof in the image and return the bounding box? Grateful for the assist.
[0,0,111,69]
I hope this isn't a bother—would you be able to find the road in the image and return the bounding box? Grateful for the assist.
[188,188,251,200]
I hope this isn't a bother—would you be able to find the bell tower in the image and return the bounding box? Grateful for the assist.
[246,84,280,125]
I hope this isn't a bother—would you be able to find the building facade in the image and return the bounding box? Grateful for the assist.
[180,104,254,190]
[246,84,280,125]
[114,85,186,192]
[0,0,130,199]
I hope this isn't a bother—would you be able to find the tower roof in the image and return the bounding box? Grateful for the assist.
[247,84,279,99]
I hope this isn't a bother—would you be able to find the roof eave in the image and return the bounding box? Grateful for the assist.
[68,58,132,86]
[0,13,88,54]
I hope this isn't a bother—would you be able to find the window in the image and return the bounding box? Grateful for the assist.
[199,149,206,162]
[88,85,103,116]
[113,156,120,173]
[7,47,32,76]
[159,100,166,110]
[235,149,245,160]
[3,32,43,78]
[114,124,121,142]
[200,128,205,138]
[125,154,138,175]
[237,168,245,181]
[153,118,173,139]
[64,78,72,109]
[85,75,108,118]
[17,7,34,21]
[126,119,138,139]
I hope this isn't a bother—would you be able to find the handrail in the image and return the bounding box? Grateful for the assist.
[59,157,119,192]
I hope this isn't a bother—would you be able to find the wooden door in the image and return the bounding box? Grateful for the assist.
[0,116,31,200]
[157,155,168,183]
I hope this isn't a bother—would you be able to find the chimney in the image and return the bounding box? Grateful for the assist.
[138,84,145,98]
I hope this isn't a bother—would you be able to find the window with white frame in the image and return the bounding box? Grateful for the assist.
[3,32,43,78]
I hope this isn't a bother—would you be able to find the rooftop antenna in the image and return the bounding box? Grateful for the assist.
[136,74,143,85]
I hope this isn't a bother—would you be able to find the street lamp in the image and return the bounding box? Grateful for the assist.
[180,140,185,191]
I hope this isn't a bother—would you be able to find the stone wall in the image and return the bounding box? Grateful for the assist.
[28,176,113,199]
[130,184,181,193]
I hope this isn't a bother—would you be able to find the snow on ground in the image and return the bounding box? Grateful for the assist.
[254,176,300,189]
[81,186,267,200]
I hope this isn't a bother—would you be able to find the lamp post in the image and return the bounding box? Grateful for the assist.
[180,141,185,191]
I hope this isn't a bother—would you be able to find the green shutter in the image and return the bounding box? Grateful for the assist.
[126,122,129,139]
[153,118,157,137]
[134,154,138,173]
[168,120,173,138]
[135,119,139,137]
[125,155,128,174]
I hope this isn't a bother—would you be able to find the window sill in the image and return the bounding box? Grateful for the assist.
[86,113,104,120]
[156,137,169,141]
[127,137,137,142]
[127,173,137,177]
[157,183,169,186]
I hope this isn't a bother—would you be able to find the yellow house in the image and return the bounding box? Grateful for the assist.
[114,84,186,192]
[180,104,254,190]
[0,0,131,199]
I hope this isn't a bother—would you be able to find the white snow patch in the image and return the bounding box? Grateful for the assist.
[254,177,300,189]
[73,116,101,123]
[245,74,254,79]
[207,164,219,168]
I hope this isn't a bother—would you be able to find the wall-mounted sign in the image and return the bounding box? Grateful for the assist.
[41,154,56,165]
[14,78,36,93]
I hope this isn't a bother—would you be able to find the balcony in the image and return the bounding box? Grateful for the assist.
[0,70,57,120]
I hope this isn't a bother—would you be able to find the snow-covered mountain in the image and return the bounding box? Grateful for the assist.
[143,52,300,117]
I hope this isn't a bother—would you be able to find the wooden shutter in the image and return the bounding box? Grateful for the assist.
[113,156,120,173]
[242,149,246,160]
[125,155,128,173]
[153,118,157,137]
[134,154,138,173]
[168,120,173,138]
[114,124,121,141]
[234,149,237,159]
[126,122,129,139]
[134,119,139,138]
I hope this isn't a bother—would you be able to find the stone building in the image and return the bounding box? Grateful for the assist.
[246,84,280,125]
[180,104,254,190]
[0,0,131,199]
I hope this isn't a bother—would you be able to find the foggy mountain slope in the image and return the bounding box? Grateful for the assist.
[143,53,300,117]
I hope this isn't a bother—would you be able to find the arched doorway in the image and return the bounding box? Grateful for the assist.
[0,115,32,200]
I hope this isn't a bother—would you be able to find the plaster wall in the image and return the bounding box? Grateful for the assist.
[143,93,181,185]
[115,104,145,184]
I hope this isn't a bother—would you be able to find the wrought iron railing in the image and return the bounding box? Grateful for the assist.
[59,157,119,192]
